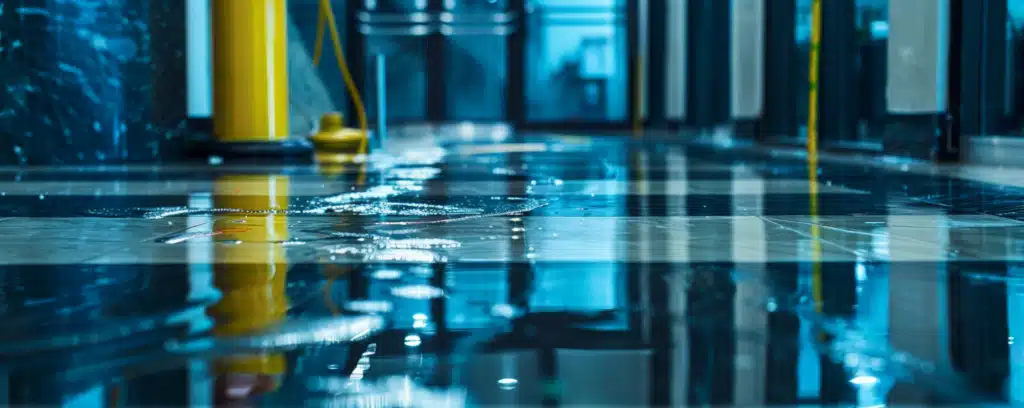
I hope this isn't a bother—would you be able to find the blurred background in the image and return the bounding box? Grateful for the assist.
[0,0,1022,163]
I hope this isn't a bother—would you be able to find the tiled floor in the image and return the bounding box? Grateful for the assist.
[2,131,1023,406]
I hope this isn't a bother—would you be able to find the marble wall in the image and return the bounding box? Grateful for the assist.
[0,0,188,165]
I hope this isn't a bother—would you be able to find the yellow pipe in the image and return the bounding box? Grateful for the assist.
[806,0,822,160]
[208,175,290,378]
[807,0,824,313]
[211,0,289,142]
[311,0,369,153]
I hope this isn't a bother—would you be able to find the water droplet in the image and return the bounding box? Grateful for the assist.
[382,238,461,250]
[346,300,394,314]
[404,334,422,347]
[490,304,520,319]
[391,284,444,300]
[409,265,433,277]
[498,378,519,389]
[368,249,447,263]
[370,269,402,280]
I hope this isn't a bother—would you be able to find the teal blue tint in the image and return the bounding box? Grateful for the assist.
[1003,0,1024,136]
[794,0,811,141]
[849,0,887,148]
[525,0,629,122]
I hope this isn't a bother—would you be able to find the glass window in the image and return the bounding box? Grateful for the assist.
[525,0,629,122]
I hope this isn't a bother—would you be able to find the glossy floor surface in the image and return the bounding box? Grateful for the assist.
[1,129,1023,406]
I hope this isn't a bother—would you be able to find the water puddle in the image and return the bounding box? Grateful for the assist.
[381,238,461,250]
[366,249,448,263]
[310,202,483,217]
[86,187,547,225]
[373,197,548,226]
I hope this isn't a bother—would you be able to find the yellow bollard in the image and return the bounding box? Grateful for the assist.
[207,175,291,397]
[209,0,311,158]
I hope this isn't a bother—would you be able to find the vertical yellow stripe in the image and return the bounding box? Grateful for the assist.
[807,0,824,313]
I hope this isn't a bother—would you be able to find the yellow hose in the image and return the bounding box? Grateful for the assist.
[313,0,369,155]
[310,1,364,314]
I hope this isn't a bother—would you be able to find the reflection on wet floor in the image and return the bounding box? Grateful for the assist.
[1,131,1024,406]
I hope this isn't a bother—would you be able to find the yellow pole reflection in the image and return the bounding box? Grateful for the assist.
[807,0,824,313]
[314,146,370,315]
[207,175,291,399]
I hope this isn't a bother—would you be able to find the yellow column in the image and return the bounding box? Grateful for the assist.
[207,175,290,390]
[211,0,289,142]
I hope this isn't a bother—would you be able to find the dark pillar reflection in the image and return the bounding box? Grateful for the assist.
[684,156,735,406]
[118,266,199,407]
[5,265,192,405]
[628,146,672,405]
[507,151,533,309]
[764,263,800,404]
[0,0,187,165]
[948,261,1011,398]
[818,262,858,404]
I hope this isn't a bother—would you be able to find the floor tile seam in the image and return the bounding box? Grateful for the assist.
[756,216,864,258]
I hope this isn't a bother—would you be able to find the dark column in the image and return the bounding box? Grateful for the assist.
[762,0,798,140]
[647,0,668,127]
[685,0,731,127]
[818,0,859,145]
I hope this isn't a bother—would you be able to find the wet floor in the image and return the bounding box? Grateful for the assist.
[1,129,1023,406]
